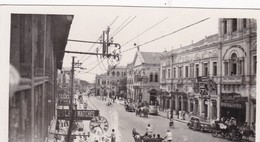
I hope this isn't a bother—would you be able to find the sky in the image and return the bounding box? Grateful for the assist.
[62,7,220,83]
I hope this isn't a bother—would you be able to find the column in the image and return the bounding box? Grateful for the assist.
[187,98,191,113]
[199,98,204,117]
[181,95,184,111]
[207,99,212,120]
[175,96,178,111]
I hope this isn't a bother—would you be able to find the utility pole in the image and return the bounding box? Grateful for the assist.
[66,56,76,142]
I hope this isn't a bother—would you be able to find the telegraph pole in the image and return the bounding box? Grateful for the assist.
[67,56,76,142]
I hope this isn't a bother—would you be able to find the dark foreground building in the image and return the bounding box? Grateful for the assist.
[9,14,73,142]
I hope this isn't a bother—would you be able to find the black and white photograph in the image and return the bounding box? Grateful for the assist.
[0,1,259,142]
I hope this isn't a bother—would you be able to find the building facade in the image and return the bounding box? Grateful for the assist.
[95,66,127,99]
[9,14,73,142]
[127,50,162,105]
[159,18,256,124]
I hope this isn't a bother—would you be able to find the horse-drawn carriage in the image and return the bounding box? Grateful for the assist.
[211,121,242,141]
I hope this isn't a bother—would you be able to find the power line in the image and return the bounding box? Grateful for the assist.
[110,16,136,38]
[79,16,119,62]
[122,17,210,53]
[121,17,168,47]
[110,16,132,37]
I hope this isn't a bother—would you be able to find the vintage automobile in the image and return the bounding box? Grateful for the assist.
[125,103,136,112]
[187,116,212,132]
[148,105,158,115]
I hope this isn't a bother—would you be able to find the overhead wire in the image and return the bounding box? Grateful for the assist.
[110,16,132,37]
[121,17,168,47]
[110,16,136,38]
[121,17,210,53]
[79,16,119,63]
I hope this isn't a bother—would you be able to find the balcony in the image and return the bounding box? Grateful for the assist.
[222,75,242,84]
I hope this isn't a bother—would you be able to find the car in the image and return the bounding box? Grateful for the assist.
[148,105,158,115]
[125,103,135,112]
[187,116,212,132]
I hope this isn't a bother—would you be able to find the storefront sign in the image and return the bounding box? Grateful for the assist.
[196,76,209,82]
[57,109,99,120]
[220,102,242,109]
[58,99,70,106]
[220,93,247,109]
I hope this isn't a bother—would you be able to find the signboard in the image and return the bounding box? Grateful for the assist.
[58,99,70,106]
[220,93,247,109]
[57,109,99,120]
[196,76,209,82]
[59,94,70,100]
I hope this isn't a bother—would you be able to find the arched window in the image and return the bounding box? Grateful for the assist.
[150,73,153,82]
[154,73,158,82]
[117,71,120,76]
[112,71,115,76]
[231,53,237,75]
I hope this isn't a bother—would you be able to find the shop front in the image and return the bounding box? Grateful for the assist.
[220,93,247,125]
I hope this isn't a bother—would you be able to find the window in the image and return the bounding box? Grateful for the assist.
[173,68,176,78]
[232,19,237,32]
[107,72,110,76]
[195,64,199,77]
[253,56,257,74]
[117,71,120,76]
[179,66,183,78]
[224,62,228,76]
[231,53,237,75]
[213,62,217,76]
[168,69,171,79]
[150,73,153,82]
[154,73,158,82]
[185,66,189,78]
[223,20,228,34]
[203,63,208,76]
[112,71,115,76]
[162,69,166,79]
[243,19,247,28]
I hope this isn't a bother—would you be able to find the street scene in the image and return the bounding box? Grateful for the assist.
[6,5,258,142]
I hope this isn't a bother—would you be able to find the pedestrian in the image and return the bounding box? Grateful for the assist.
[179,110,182,120]
[170,109,173,119]
[182,111,186,120]
[164,130,173,142]
[146,124,153,136]
[108,129,116,142]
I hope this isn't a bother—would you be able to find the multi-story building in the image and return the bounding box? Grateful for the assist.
[9,14,73,142]
[126,63,134,100]
[159,18,256,124]
[95,66,126,99]
[127,49,162,105]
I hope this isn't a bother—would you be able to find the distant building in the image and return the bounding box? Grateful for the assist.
[127,50,162,104]
[95,66,126,99]
[159,18,256,124]
[9,14,73,142]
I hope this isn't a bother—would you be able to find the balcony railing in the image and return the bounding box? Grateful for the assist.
[222,75,242,83]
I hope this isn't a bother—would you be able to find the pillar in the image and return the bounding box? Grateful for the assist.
[181,95,184,111]
[207,99,212,120]
[175,96,178,111]
[199,98,204,117]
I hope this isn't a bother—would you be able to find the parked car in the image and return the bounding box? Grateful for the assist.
[187,116,212,132]
[125,103,135,112]
[148,105,158,115]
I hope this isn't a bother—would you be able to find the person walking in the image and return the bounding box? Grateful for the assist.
[164,130,173,142]
[109,129,116,142]
[146,124,153,137]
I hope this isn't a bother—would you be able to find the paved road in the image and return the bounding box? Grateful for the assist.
[85,96,247,142]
